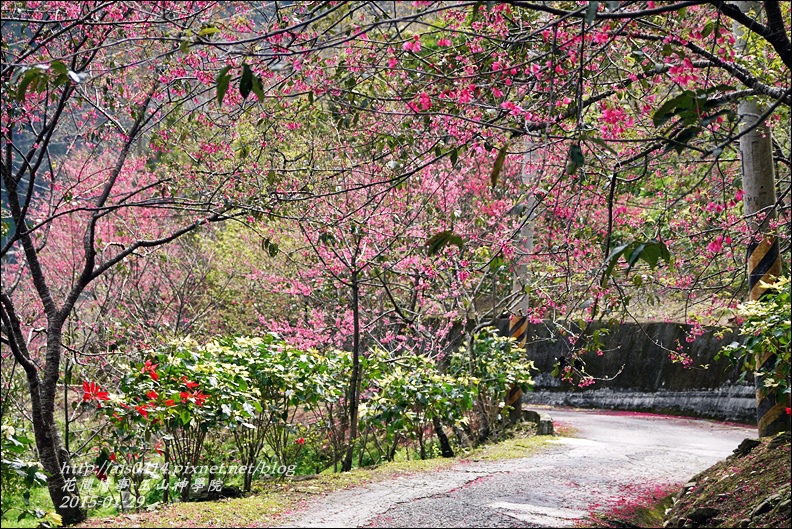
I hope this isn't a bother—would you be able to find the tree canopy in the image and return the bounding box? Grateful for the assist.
[1,1,790,524]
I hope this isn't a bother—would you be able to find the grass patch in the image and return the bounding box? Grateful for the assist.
[1,485,55,528]
[461,434,548,461]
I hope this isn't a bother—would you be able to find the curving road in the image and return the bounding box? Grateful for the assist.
[276,408,755,528]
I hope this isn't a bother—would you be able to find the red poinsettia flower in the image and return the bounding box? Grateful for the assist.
[146,390,158,400]
[294,437,306,445]
[155,440,164,456]
[193,391,209,406]
[82,381,110,403]
[165,399,176,406]
[109,453,117,462]
[141,360,159,381]
[181,376,199,390]
[179,390,209,407]
[135,404,149,418]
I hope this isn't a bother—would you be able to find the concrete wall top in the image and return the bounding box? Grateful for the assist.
[493,319,750,392]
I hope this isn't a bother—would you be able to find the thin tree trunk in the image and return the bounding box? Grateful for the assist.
[432,417,455,458]
[387,433,401,462]
[163,442,171,503]
[358,427,368,467]
[371,427,386,463]
[342,269,361,472]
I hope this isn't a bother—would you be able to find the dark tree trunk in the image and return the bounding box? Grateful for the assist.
[244,469,253,493]
[342,269,361,472]
[32,342,86,525]
[387,433,401,462]
[163,443,171,503]
[432,417,454,458]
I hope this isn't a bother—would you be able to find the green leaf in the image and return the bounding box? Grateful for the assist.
[585,1,599,24]
[655,239,671,264]
[262,238,279,257]
[198,26,220,37]
[251,74,265,101]
[180,39,190,53]
[16,69,43,101]
[426,230,464,256]
[49,61,68,76]
[666,126,701,154]
[701,20,715,38]
[605,239,671,286]
[565,143,585,175]
[239,63,253,99]
[602,242,631,286]
[216,65,232,106]
[450,147,459,167]
[652,91,694,127]
[319,233,336,246]
[470,1,484,24]
[569,143,584,165]
[627,243,647,267]
[490,143,509,188]
[639,242,663,268]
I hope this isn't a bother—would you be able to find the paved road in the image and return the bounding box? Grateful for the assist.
[276,408,755,527]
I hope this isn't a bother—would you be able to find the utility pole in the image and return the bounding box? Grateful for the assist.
[733,1,788,436]
[506,138,543,424]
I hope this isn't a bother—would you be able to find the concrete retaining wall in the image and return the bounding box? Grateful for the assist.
[493,320,756,424]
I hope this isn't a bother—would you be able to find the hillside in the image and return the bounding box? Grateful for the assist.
[662,431,791,528]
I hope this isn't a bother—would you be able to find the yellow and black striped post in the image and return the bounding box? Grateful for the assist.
[506,314,529,424]
[748,235,781,301]
[747,235,788,437]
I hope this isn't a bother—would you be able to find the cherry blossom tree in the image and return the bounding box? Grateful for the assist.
[2,2,790,522]
[1,2,254,521]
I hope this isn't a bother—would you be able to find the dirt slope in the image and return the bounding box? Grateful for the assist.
[662,431,791,528]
